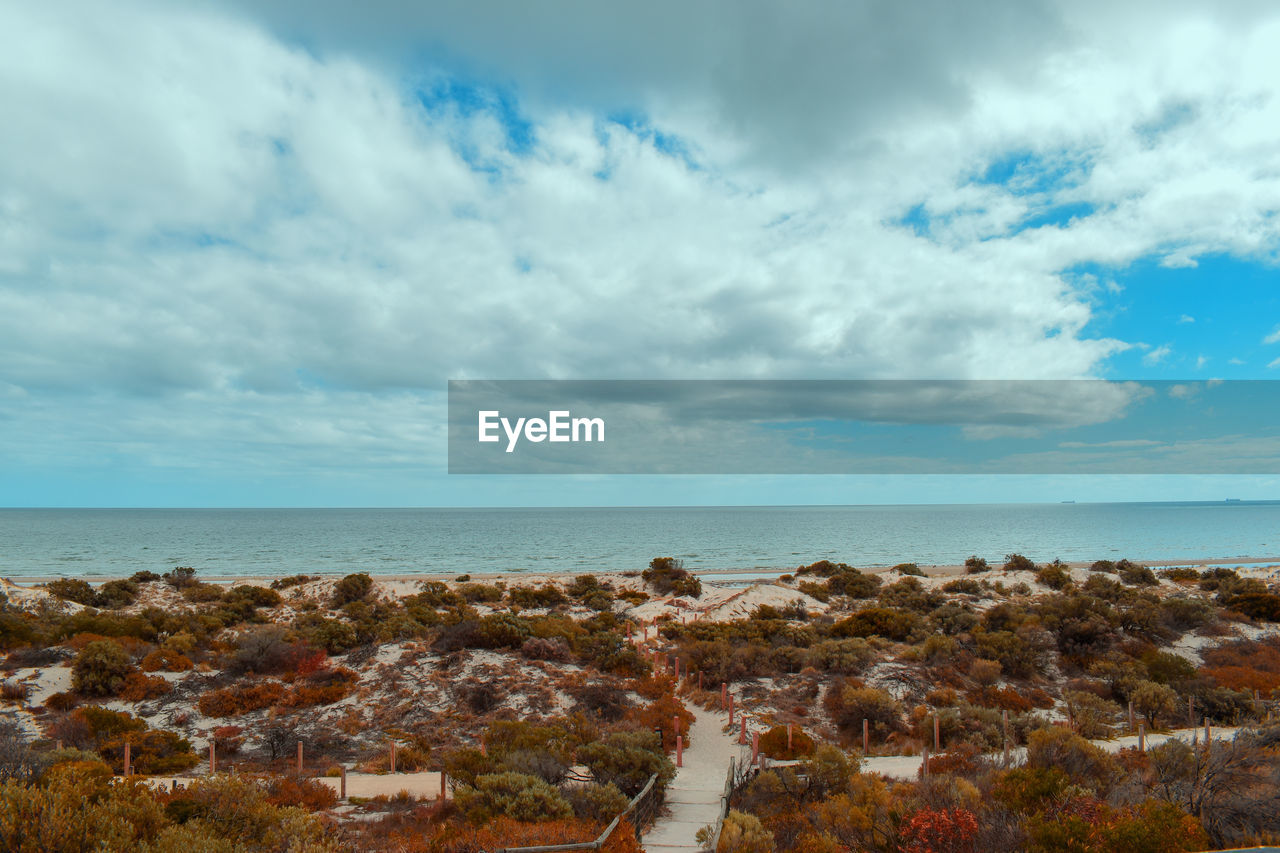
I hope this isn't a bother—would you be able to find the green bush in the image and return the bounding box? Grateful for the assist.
[964,556,990,574]
[45,578,96,606]
[72,640,135,696]
[1003,553,1036,572]
[93,579,139,609]
[454,771,573,823]
[642,557,702,598]
[893,563,924,576]
[331,573,374,607]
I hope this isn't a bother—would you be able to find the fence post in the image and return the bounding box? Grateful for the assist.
[721,682,727,708]
[676,735,683,768]
[340,766,346,799]
[921,745,929,778]
[862,718,869,754]
[124,741,131,778]
[674,715,680,737]
[787,724,793,753]
[752,731,759,766]
[1139,723,1146,753]
[1204,717,1211,744]
[1188,696,1194,729]
[933,715,941,750]
[728,694,734,726]
[1002,710,1009,767]
[297,741,303,775]
[739,718,747,745]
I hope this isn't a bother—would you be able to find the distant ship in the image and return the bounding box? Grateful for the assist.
[1061,500,1075,504]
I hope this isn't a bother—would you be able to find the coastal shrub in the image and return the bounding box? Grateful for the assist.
[893,562,924,576]
[564,782,629,823]
[828,569,881,599]
[228,624,297,674]
[507,584,568,609]
[1003,553,1036,572]
[140,647,193,672]
[163,566,198,589]
[823,680,901,740]
[71,639,135,696]
[99,727,200,774]
[409,581,463,608]
[877,578,944,613]
[1119,563,1159,586]
[832,607,920,641]
[0,681,27,705]
[1161,567,1201,583]
[521,636,571,661]
[262,774,339,811]
[1025,727,1118,792]
[331,572,374,607]
[295,614,360,653]
[628,693,695,755]
[44,691,79,712]
[1225,592,1280,621]
[93,579,139,608]
[454,772,574,823]
[796,581,831,602]
[711,810,775,853]
[579,730,675,796]
[964,555,990,573]
[118,671,171,702]
[1160,596,1216,631]
[757,725,815,760]
[226,584,283,609]
[280,667,357,708]
[198,680,287,717]
[1090,559,1117,573]
[1036,563,1072,590]
[45,578,96,605]
[942,578,982,595]
[929,602,979,635]
[1142,649,1197,685]
[270,574,315,590]
[458,582,504,603]
[642,557,702,598]
[128,570,161,584]
[181,581,225,603]
[568,681,632,721]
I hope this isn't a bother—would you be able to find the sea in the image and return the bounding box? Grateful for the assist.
[1,502,1279,581]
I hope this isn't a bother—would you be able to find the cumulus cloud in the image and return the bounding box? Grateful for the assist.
[1143,344,1173,366]
[4,0,1280,495]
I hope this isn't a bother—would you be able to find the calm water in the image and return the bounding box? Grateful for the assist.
[1,503,1278,579]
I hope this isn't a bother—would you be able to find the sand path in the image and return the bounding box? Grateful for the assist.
[642,705,739,853]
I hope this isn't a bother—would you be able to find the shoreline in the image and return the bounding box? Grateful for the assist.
[5,555,1279,586]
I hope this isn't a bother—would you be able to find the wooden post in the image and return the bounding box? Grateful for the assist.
[787,724,793,753]
[699,671,704,690]
[921,745,929,778]
[340,766,347,799]
[676,735,683,768]
[721,682,727,708]
[209,742,216,774]
[1002,710,1009,767]
[674,656,680,681]
[674,715,680,737]
[297,741,303,775]
[728,694,735,725]
[123,741,131,778]
[390,741,397,773]
[739,718,747,745]
[1139,723,1146,753]
[751,731,760,765]
[1204,717,1211,744]
[862,719,869,754]
[933,715,941,750]
[441,770,447,799]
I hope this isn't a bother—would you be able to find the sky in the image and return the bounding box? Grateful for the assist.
[2,0,1280,506]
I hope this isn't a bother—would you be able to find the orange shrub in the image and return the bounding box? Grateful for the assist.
[627,692,695,754]
[198,681,286,717]
[967,685,1034,713]
[1203,665,1280,693]
[263,774,338,811]
[757,725,815,760]
[119,671,171,702]
[140,648,193,672]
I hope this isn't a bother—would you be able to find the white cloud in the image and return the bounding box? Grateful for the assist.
[1196,354,1208,369]
[3,1,1280,492]
[1268,357,1280,369]
[1229,357,1246,365]
[1178,314,1195,324]
[1264,326,1280,344]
